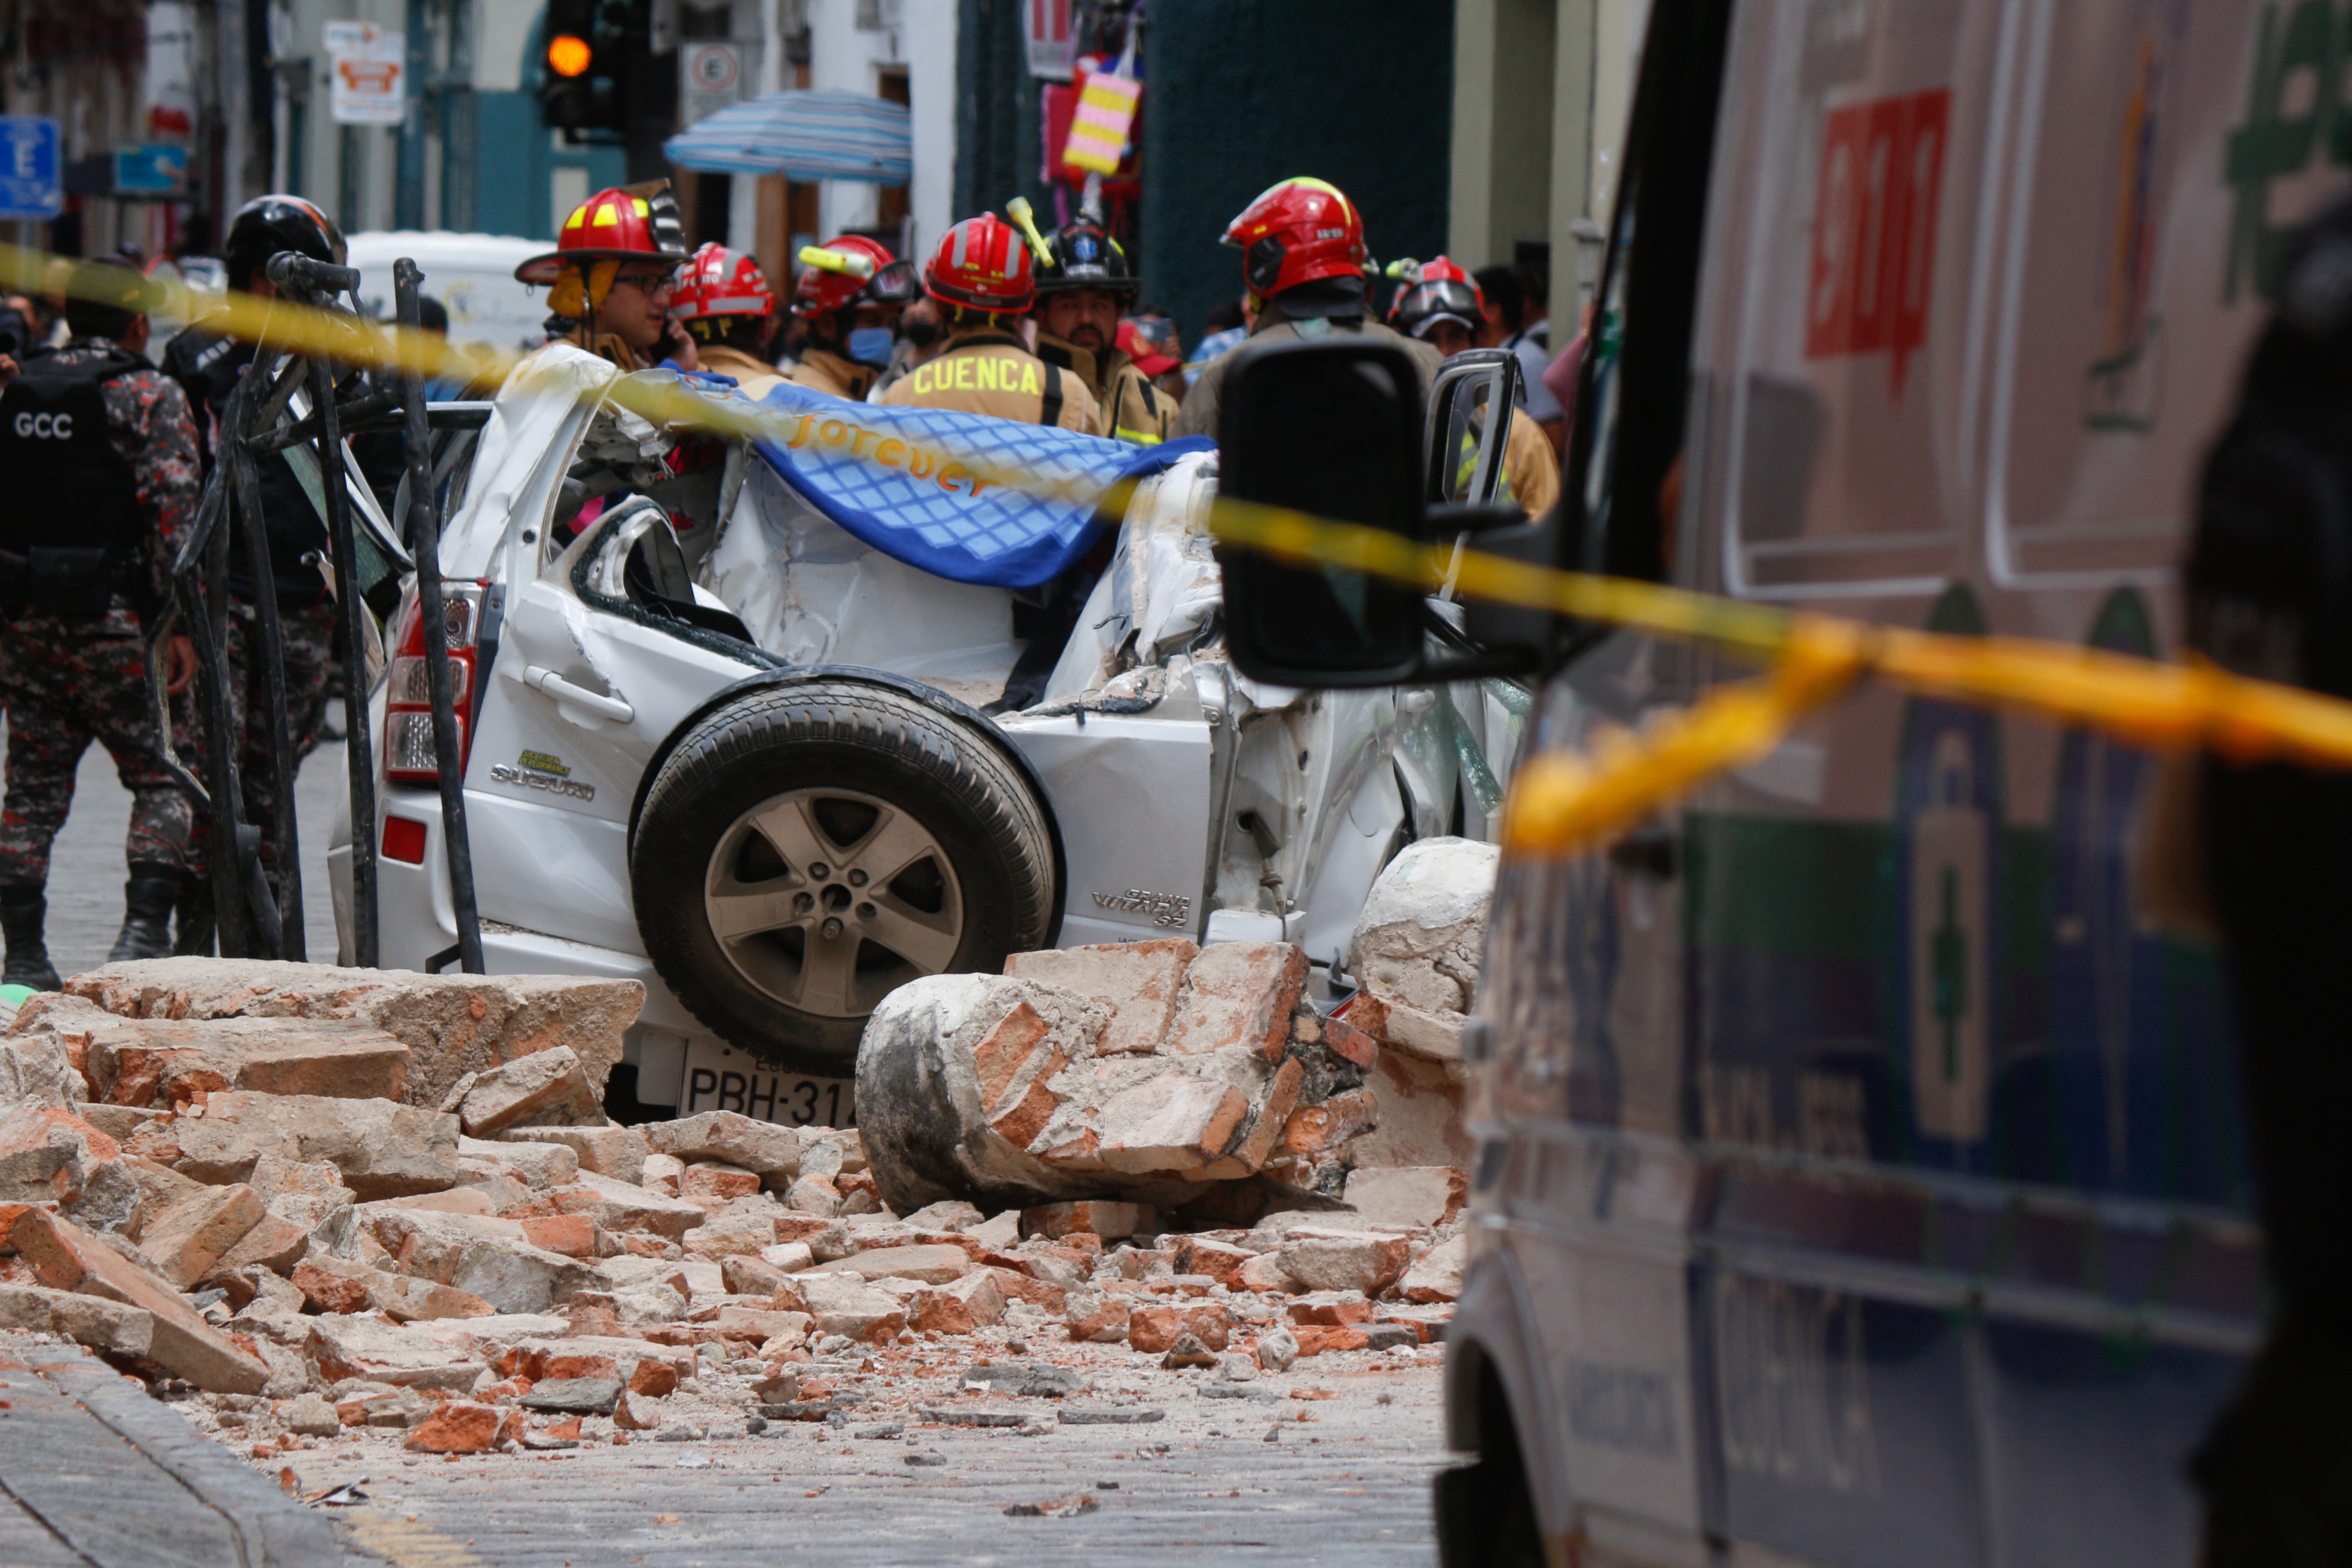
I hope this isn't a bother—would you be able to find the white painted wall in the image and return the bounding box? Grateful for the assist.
[901,0,954,259]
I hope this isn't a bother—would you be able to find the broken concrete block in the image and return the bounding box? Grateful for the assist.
[1400,1238,1466,1302]
[368,1272,499,1323]
[1256,1326,1300,1372]
[1063,1288,1127,1343]
[243,1154,357,1231]
[523,1376,621,1415]
[1162,942,1306,1060]
[715,1305,807,1344]
[136,1182,264,1289]
[0,1282,153,1358]
[456,1136,577,1190]
[1089,1071,1250,1175]
[12,1208,269,1392]
[62,958,643,1113]
[1341,1166,1468,1229]
[518,1214,599,1257]
[305,1314,489,1390]
[73,1010,410,1108]
[772,1272,906,1344]
[680,1199,786,1260]
[680,1161,760,1201]
[781,1175,839,1216]
[835,1244,972,1285]
[1022,1201,1154,1241]
[285,1392,341,1437]
[1347,837,1494,1065]
[854,974,1111,1215]
[1174,1237,1256,1286]
[162,1092,462,1200]
[206,1213,309,1280]
[0,1101,140,1234]
[1277,1229,1415,1296]
[908,1271,1004,1335]
[0,1011,89,1106]
[900,1200,986,1232]
[1127,1301,1233,1354]
[456,1046,603,1137]
[1234,1251,1298,1294]
[495,1125,647,1186]
[1280,1088,1379,1156]
[546,1170,704,1240]
[640,1111,800,1179]
[1004,938,1197,1056]
[405,1401,508,1453]
[120,1154,205,1237]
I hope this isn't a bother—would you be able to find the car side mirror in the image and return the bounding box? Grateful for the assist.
[1216,339,1547,689]
[1213,337,1430,686]
[1426,348,1521,507]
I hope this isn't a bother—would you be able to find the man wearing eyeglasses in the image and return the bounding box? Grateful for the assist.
[515,182,696,372]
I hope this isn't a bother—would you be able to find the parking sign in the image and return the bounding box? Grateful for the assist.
[0,117,61,220]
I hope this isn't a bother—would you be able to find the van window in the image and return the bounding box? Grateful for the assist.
[1716,0,1983,597]
[1570,0,1735,586]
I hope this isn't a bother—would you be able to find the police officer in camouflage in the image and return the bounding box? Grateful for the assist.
[0,258,201,988]
[162,196,349,918]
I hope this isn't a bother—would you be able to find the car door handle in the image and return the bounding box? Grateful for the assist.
[523,665,634,723]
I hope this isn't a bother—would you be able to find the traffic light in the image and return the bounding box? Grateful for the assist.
[540,0,620,135]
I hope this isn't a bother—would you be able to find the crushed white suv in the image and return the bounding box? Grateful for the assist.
[331,344,1525,1125]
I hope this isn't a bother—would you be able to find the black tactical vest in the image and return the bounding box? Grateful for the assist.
[0,346,147,616]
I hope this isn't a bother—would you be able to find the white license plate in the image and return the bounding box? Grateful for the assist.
[678,1040,856,1129]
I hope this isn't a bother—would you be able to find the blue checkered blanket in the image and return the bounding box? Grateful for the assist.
[749,380,1213,588]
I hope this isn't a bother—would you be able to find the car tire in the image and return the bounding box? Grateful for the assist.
[631,679,1057,1075]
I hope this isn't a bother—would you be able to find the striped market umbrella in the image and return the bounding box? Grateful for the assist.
[665,90,912,184]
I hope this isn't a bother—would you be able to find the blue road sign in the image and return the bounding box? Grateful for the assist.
[113,143,187,196]
[0,117,60,219]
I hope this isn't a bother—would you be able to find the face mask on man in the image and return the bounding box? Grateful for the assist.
[847,326,896,367]
[899,314,942,349]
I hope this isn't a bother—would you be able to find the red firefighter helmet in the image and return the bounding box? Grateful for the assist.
[671,243,776,322]
[923,214,1035,313]
[790,234,901,318]
[1387,256,1485,338]
[1220,177,1368,297]
[514,182,689,284]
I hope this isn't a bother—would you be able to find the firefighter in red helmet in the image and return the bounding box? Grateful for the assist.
[784,235,914,401]
[671,243,784,398]
[1172,176,1440,440]
[877,213,1101,433]
[1390,256,1558,518]
[514,181,694,372]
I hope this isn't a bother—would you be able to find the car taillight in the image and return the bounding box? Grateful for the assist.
[383,582,487,786]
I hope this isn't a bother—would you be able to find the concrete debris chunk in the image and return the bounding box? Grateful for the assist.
[135,1182,264,1289]
[456,1046,603,1136]
[14,1207,269,1391]
[833,1244,972,1284]
[640,1111,801,1179]
[1346,837,1496,1066]
[158,1091,462,1200]
[1400,1237,1466,1303]
[0,1007,91,1106]
[62,958,643,1113]
[1277,1229,1415,1297]
[70,1007,410,1108]
[1004,938,1197,1056]
[1341,1165,1468,1230]
[1162,942,1307,1060]
[456,1136,577,1189]
[522,1376,622,1415]
[0,1100,140,1234]
[496,1124,649,1186]
[770,1271,906,1344]
[305,1314,487,1390]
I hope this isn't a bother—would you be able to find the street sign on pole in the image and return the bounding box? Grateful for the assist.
[113,143,188,196]
[326,21,406,126]
[0,117,61,220]
[680,42,744,128]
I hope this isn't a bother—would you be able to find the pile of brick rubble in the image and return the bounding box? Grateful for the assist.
[0,951,1466,1460]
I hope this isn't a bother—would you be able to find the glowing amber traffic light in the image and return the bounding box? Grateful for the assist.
[546,33,593,78]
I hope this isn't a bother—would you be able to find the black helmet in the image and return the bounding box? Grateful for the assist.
[1034,217,1138,300]
[224,195,347,291]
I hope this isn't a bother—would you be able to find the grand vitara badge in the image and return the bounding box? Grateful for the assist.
[1092,887,1191,927]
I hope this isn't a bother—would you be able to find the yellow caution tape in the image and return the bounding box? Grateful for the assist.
[15,242,2352,863]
